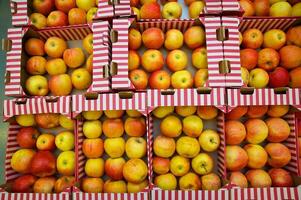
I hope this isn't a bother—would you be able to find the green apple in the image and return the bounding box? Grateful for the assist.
[56,151,75,176]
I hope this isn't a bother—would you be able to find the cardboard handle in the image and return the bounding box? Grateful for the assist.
[240,87,254,95]
[197,87,212,94]
[161,89,175,95]
[1,39,12,51]
[216,26,229,41]
[119,91,133,99]
[5,71,11,84]
[15,98,27,104]
[219,60,230,74]
[110,29,118,43]
[85,93,99,100]
[110,62,118,76]
[45,96,59,103]
[274,87,288,94]
[10,1,17,15]
[103,64,110,78]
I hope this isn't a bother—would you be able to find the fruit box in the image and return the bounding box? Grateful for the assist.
[72,92,150,199]
[146,88,230,199]
[111,17,230,92]
[3,21,110,97]
[221,16,301,89]
[225,88,301,200]
[9,0,114,27]
[0,96,74,200]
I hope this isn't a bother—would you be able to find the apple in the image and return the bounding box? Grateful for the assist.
[153,135,176,158]
[160,115,182,137]
[31,151,56,177]
[258,48,280,71]
[68,8,87,25]
[155,173,177,190]
[57,151,75,176]
[286,26,301,47]
[76,0,96,11]
[83,138,104,158]
[182,115,203,138]
[249,68,269,88]
[142,28,164,49]
[266,117,290,142]
[197,106,218,120]
[141,50,164,72]
[17,127,40,148]
[132,7,140,19]
[240,0,255,16]
[153,157,170,175]
[201,173,221,190]
[129,28,142,50]
[86,7,97,22]
[71,68,92,90]
[35,113,60,129]
[33,177,56,193]
[269,67,290,88]
[244,144,268,169]
[152,106,174,118]
[171,70,193,89]
[170,155,190,176]
[242,28,263,49]
[127,180,148,193]
[82,111,103,120]
[55,131,74,151]
[54,176,75,193]
[47,11,68,27]
[103,180,127,193]
[123,159,147,183]
[11,149,36,174]
[140,2,161,19]
[149,70,171,89]
[179,172,201,190]
[269,168,293,187]
[225,120,246,145]
[192,47,207,69]
[265,143,291,167]
[63,47,85,68]
[126,110,142,117]
[102,118,124,137]
[85,158,104,177]
[176,136,200,158]
[83,120,102,138]
[140,0,156,5]
[130,0,139,7]
[59,115,74,130]
[129,69,148,89]
[46,58,67,75]
[199,129,220,152]
[36,133,56,151]
[124,117,146,137]
[225,145,248,171]
[254,0,269,16]
[129,50,140,71]
[166,50,188,72]
[195,69,208,87]
[184,26,205,49]
[267,105,289,117]
[241,67,250,85]
[229,172,248,188]
[125,137,147,159]
[164,29,183,50]
[192,153,214,175]
[292,2,301,16]
[240,48,258,70]
[55,0,76,13]
[162,2,182,19]
[83,33,93,54]
[104,110,124,118]
[33,0,54,15]
[290,67,301,88]
[26,75,49,96]
[245,118,268,144]
[82,177,103,193]
[175,106,197,117]
[25,38,45,56]
[270,2,292,17]
[280,45,301,70]
[12,175,37,193]
[263,29,286,50]
[15,114,36,127]
[104,137,125,158]
[246,169,272,188]
[45,37,68,58]
[85,54,93,73]
[49,74,73,96]
[105,157,125,180]
[247,105,268,118]
[30,13,47,29]
[189,1,205,19]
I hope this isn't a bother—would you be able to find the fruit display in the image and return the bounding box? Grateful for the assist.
[4,21,110,97]
[150,105,225,191]
[239,0,301,17]
[225,105,299,188]
[1,98,75,194]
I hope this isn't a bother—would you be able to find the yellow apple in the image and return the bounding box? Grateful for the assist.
[192,47,207,69]
[71,68,92,90]
[179,172,201,190]
[162,2,182,19]
[86,7,97,23]
[16,114,35,126]
[26,75,49,96]
[263,29,286,50]
[104,137,125,158]
[164,29,184,50]
[83,33,93,54]
[192,153,214,175]
[104,110,124,118]
[45,58,67,75]
[292,2,301,16]
[194,69,208,88]
[125,137,147,159]
[198,129,220,152]
[132,7,140,20]
[85,158,104,177]
[55,131,74,151]
[127,180,148,193]
[126,110,142,117]
[76,0,96,11]
[270,2,292,17]
[249,68,269,88]
[171,70,193,89]
[175,106,197,117]
[182,115,203,137]
[189,1,205,19]
[59,115,74,130]
[123,159,148,183]
[82,111,103,120]
[176,136,200,158]
[170,155,190,176]
[155,173,177,190]
[152,106,174,118]
[83,120,102,138]
[57,151,75,176]
[269,0,287,5]
[241,67,249,85]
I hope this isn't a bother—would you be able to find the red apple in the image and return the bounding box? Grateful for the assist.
[12,175,37,193]
[33,0,55,16]
[47,10,68,27]
[104,158,126,180]
[55,0,76,13]
[269,67,290,88]
[268,168,293,187]
[17,127,40,148]
[30,151,56,177]
[149,70,171,89]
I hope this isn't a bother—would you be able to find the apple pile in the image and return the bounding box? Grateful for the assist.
[225,105,295,188]
[131,0,205,20]
[152,106,222,190]
[239,0,301,17]
[80,110,148,193]
[29,0,99,29]
[240,25,301,89]
[24,34,93,96]
[9,113,75,193]
[129,26,208,90]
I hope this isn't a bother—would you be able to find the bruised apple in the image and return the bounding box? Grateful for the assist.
[35,113,60,129]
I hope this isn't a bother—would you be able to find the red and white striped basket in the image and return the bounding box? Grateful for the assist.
[72,93,150,199]
[146,88,229,200]
[0,96,72,200]
[111,18,226,90]
[221,16,301,87]
[9,0,114,27]
[4,21,111,97]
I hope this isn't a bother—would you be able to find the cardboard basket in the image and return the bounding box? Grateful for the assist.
[72,92,150,199]
[0,96,73,200]
[146,88,230,200]
[9,0,114,27]
[221,16,301,88]
[226,88,301,200]
[3,21,111,97]
[111,18,229,91]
